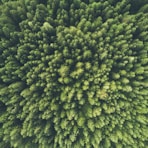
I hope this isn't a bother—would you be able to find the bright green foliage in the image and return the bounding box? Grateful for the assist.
[0,0,148,147]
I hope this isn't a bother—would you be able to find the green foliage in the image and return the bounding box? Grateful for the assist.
[0,0,148,147]
[130,0,148,13]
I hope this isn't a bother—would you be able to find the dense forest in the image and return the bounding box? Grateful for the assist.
[0,0,148,147]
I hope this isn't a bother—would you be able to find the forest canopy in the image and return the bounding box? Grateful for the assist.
[0,0,148,147]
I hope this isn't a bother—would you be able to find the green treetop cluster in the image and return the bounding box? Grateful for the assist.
[0,0,148,147]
